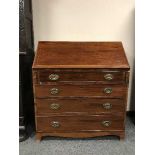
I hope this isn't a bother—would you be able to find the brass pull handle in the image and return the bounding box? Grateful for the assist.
[50,88,59,95]
[49,74,59,81]
[104,88,112,94]
[51,121,60,128]
[102,103,112,110]
[104,74,113,80]
[50,103,60,110]
[102,121,111,127]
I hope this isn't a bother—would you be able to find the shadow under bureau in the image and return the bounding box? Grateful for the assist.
[32,41,130,141]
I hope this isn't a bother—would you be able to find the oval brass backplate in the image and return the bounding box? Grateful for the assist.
[104,74,113,80]
[50,88,59,95]
[102,103,112,109]
[49,74,59,81]
[101,121,111,127]
[104,88,112,94]
[50,103,60,110]
[51,121,60,128]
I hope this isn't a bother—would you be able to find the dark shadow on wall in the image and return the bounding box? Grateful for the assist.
[128,61,135,124]
[128,8,135,124]
[130,61,135,111]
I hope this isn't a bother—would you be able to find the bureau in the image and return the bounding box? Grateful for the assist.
[32,41,130,141]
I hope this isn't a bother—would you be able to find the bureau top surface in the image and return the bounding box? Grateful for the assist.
[33,41,130,69]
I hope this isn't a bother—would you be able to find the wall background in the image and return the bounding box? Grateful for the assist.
[32,0,135,111]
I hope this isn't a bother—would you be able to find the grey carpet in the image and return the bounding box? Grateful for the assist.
[19,116,135,155]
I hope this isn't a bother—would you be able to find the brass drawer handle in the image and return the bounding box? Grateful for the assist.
[51,121,60,128]
[104,74,113,80]
[50,103,60,110]
[102,121,111,127]
[104,88,112,94]
[102,103,112,110]
[50,88,59,95]
[49,74,59,81]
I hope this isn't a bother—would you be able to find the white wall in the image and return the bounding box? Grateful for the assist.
[32,0,135,111]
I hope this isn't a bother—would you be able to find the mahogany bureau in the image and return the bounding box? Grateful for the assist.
[32,41,130,141]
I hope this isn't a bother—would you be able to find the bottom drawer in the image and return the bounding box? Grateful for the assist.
[36,114,124,132]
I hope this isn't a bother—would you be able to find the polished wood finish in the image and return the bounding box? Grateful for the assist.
[32,41,130,141]
[36,131,125,141]
[35,98,125,114]
[34,84,127,98]
[38,69,126,84]
[33,42,129,69]
[36,114,124,132]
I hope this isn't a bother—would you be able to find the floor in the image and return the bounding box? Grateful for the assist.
[19,116,135,155]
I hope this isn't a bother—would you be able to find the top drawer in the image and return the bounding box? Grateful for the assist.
[34,69,128,84]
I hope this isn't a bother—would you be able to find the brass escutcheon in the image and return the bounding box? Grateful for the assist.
[102,121,111,127]
[104,74,113,80]
[103,103,112,110]
[104,88,112,94]
[50,88,59,95]
[49,74,59,81]
[51,121,60,128]
[50,103,60,110]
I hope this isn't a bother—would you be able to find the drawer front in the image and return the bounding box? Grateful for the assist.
[36,114,124,132]
[34,84,127,98]
[38,70,126,84]
[36,98,125,114]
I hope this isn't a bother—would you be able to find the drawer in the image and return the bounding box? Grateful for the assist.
[36,114,124,132]
[37,69,126,84]
[35,98,125,114]
[34,84,127,98]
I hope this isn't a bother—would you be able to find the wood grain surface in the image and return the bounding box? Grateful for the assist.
[34,84,127,98]
[38,69,126,84]
[36,114,124,132]
[33,41,130,69]
[35,98,125,114]
[32,41,130,141]
[35,131,125,141]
